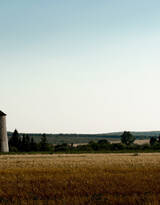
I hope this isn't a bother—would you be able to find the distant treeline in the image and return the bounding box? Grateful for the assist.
[7,131,160,145]
[9,130,52,152]
[7,130,160,153]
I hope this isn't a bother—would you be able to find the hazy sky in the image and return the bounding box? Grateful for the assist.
[1,0,160,133]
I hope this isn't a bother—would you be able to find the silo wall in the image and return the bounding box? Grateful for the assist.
[0,115,9,152]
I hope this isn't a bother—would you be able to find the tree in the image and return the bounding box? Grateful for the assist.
[121,131,135,146]
[20,134,26,151]
[97,139,111,150]
[30,137,37,151]
[111,143,124,150]
[25,135,31,152]
[98,139,110,145]
[9,129,21,151]
[54,143,70,152]
[88,141,99,151]
[150,137,157,146]
[39,134,50,151]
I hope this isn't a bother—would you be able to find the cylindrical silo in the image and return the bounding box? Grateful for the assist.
[0,111,9,152]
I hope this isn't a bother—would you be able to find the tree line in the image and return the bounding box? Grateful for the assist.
[9,129,52,152]
[8,130,160,153]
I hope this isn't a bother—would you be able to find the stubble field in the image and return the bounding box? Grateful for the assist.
[0,153,160,205]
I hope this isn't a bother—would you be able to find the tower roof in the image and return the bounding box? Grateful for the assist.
[0,111,6,116]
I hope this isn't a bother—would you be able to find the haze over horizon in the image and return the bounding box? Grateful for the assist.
[1,1,160,133]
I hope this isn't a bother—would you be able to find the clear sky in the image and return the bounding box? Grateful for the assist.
[1,0,160,133]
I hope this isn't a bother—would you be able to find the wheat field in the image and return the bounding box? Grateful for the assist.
[0,153,160,205]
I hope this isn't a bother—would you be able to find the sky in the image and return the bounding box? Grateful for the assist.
[1,0,160,133]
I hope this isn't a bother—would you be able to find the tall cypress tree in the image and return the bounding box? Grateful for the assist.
[9,129,21,151]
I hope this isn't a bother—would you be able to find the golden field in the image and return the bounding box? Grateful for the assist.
[0,153,160,205]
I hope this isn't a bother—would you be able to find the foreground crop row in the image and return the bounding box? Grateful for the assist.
[0,154,160,205]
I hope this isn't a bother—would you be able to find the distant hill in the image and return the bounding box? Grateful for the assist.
[99,131,160,138]
[7,131,160,144]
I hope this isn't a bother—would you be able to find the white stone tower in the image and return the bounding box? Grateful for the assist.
[0,111,9,152]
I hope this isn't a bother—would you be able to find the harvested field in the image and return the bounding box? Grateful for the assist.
[0,153,160,204]
[110,139,150,145]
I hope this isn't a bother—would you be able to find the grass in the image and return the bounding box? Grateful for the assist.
[0,153,160,204]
